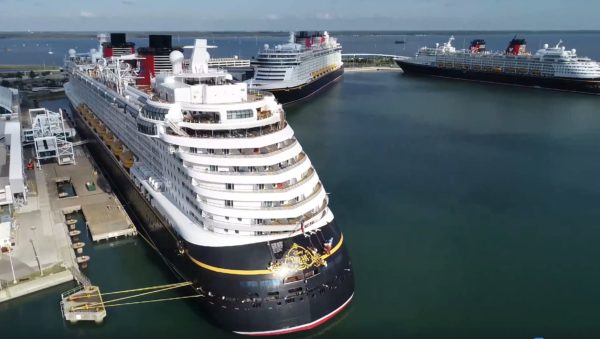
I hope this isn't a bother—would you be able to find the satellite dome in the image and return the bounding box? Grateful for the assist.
[68,48,76,57]
[169,50,184,64]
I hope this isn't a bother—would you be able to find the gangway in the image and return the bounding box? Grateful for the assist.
[71,139,91,147]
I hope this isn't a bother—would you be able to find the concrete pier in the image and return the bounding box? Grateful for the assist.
[0,103,136,303]
[61,285,106,324]
[45,148,137,242]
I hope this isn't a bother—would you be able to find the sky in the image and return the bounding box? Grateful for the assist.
[0,0,599,32]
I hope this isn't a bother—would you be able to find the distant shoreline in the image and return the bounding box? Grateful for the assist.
[2,30,600,40]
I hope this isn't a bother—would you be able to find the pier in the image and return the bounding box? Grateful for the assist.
[60,282,200,325]
[0,99,137,303]
[46,155,137,242]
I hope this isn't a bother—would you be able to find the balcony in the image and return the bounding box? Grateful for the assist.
[188,153,306,176]
[172,121,286,139]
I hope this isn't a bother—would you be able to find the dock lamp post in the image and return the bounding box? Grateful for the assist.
[8,249,17,284]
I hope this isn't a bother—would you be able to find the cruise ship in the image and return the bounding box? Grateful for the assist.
[64,33,354,335]
[395,36,600,94]
[248,31,344,104]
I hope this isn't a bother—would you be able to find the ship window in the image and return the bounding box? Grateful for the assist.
[304,268,320,279]
[227,109,253,120]
[283,274,303,284]
[288,287,302,294]
[261,280,279,289]
[142,105,169,121]
[225,200,233,207]
[226,183,234,190]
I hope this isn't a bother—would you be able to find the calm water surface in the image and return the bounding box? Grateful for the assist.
[2,33,600,338]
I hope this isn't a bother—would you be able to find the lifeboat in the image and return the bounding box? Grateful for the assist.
[110,139,124,156]
[121,150,134,169]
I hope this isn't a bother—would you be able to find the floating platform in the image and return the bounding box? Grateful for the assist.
[61,285,106,324]
[80,201,137,242]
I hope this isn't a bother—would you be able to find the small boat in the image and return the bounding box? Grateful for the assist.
[395,40,406,44]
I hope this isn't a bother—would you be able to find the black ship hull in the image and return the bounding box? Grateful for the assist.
[68,100,354,335]
[395,60,600,94]
[265,66,344,105]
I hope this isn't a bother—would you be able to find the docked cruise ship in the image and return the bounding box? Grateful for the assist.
[395,36,600,94]
[249,31,343,104]
[64,33,354,335]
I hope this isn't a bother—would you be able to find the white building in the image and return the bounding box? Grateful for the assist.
[0,86,26,208]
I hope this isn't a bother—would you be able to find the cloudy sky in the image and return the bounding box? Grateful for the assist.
[0,0,598,31]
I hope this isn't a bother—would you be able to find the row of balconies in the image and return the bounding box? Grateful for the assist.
[173,121,286,139]
[193,168,314,194]
[190,152,305,176]
[201,201,329,234]
[199,182,321,211]
[184,138,296,158]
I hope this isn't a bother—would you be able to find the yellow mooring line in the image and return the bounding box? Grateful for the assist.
[71,282,194,312]
[101,294,204,308]
[98,282,191,296]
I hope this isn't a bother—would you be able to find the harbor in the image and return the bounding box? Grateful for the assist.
[2,30,600,338]
[0,86,136,304]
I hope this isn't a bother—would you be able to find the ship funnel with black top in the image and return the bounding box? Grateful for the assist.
[294,31,327,48]
[506,37,526,55]
[469,39,486,53]
[137,34,181,86]
[101,33,135,58]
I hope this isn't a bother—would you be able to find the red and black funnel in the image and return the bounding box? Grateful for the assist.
[506,37,526,56]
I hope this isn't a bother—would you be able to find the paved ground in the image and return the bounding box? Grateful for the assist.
[1,142,133,286]
[0,153,73,283]
[46,147,134,241]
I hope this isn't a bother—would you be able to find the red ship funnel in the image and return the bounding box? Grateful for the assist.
[102,33,135,58]
[469,39,486,53]
[506,38,526,55]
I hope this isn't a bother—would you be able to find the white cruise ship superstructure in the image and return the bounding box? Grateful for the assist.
[249,31,343,104]
[63,33,354,335]
[396,36,600,94]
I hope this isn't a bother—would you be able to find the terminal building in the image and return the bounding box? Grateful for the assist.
[0,86,25,251]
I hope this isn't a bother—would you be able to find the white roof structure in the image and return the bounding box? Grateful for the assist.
[0,87,26,206]
[0,220,10,246]
[0,86,20,116]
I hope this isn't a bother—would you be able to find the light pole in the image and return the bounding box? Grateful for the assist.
[30,226,43,276]
[8,249,17,284]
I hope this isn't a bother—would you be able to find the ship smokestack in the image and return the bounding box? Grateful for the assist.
[469,39,486,53]
[506,37,526,56]
[101,33,135,58]
[137,34,178,86]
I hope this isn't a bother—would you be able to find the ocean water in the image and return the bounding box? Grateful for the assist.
[2,32,600,338]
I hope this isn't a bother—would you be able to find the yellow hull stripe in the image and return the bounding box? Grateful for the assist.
[187,234,345,276]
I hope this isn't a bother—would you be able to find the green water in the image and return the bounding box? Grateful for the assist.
[4,73,600,338]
